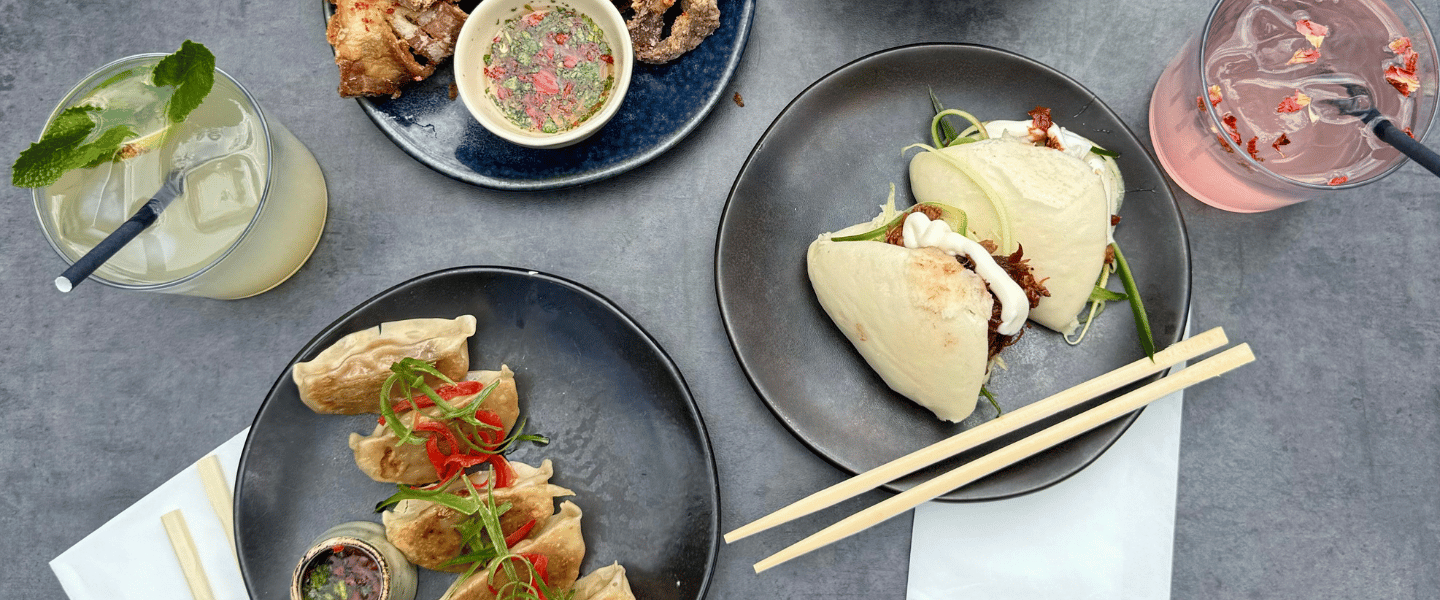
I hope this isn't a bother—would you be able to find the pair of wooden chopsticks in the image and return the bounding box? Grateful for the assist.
[725,327,1253,573]
[161,454,238,600]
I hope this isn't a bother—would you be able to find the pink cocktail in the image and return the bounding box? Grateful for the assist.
[1150,0,1438,212]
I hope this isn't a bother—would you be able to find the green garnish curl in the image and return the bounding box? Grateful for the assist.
[1111,243,1156,360]
[11,40,215,188]
[931,108,988,148]
[832,201,968,243]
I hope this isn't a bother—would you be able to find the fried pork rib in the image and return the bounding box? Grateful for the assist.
[614,0,721,64]
[325,0,468,98]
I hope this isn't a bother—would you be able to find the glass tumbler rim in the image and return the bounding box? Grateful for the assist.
[1194,0,1440,191]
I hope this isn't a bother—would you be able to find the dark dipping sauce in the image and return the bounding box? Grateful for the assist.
[300,545,384,600]
[484,6,615,133]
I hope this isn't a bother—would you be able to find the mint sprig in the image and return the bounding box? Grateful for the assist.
[10,107,136,188]
[153,40,216,124]
[10,40,216,188]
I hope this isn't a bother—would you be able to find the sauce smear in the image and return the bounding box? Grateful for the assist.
[484,6,615,133]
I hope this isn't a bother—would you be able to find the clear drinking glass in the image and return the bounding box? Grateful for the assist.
[1149,0,1438,212]
[32,54,328,299]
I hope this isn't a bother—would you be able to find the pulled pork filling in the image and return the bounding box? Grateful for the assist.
[883,203,1048,359]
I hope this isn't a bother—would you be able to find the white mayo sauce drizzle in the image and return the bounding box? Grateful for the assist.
[901,212,1028,335]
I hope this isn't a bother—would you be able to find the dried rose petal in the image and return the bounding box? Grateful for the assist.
[1208,84,1224,106]
[1247,136,1264,162]
[1272,132,1291,157]
[1296,19,1329,48]
[1389,37,1413,54]
[1222,113,1242,144]
[1215,134,1235,153]
[1328,176,1349,185]
[1196,95,1206,111]
[1405,127,1415,139]
[1287,48,1321,65]
[1386,65,1420,96]
[1276,91,1312,113]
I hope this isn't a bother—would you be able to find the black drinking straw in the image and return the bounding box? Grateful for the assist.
[55,182,180,293]
[1324,83,1440,178]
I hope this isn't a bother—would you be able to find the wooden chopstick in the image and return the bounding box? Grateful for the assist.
[752,342,1255,573]
[725,327,1229,544]
[196,454,237,562]
[161,509,218,600]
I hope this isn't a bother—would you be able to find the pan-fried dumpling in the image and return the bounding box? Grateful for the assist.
[447,501,586,600]
[572,563,635,600]
[382,459,574,572]
[350,367,520,484]
[292,316,477,414]
[909,135,1116,335]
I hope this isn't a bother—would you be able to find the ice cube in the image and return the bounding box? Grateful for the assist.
[182,153,262,234]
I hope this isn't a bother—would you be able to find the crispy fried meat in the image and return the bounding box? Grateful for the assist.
[977,243,1048,359]
[325,0,468,98]
[613,0,721,64]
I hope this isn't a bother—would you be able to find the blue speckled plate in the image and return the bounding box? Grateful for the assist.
[322,0,754,191]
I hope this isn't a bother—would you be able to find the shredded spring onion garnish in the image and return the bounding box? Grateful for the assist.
[832,198,968,243]
[979,387,1002,417]
[1066,262,1120,346]
[1066,243,1156,360]
[931,108,989,148]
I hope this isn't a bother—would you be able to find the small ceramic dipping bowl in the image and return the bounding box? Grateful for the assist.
[291,521,416,600]
[454,0,634,149]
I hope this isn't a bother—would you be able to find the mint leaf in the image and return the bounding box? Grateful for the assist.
[153,40,215,124]
[12,107,99,187]
[10,41,217,189]
[44,106,102,142]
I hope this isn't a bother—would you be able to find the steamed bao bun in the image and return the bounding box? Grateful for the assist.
[807,205,994,423]
[908,134,1120,335]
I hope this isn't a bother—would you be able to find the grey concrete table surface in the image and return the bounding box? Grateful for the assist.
[4,0,1439,598]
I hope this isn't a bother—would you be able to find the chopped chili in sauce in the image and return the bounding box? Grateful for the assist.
[484,7,615,133]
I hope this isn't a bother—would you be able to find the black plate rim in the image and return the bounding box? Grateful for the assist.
[714,42,1194,502]
[332,0,756,192]
[235,265,722,598]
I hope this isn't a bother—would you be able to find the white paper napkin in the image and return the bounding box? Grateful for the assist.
[906,386,1183,600]
[51,429,250,600]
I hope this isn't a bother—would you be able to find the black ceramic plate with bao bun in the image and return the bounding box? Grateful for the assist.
[235,267,719,600]
[715,44,1192,501]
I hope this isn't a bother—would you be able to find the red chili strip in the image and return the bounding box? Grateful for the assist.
[504,520,537,547]
[488,454,516,489]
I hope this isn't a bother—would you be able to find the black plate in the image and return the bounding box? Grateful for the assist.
[322,0,754,191]
[715,44,1192,501]
[235,267,719,599]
